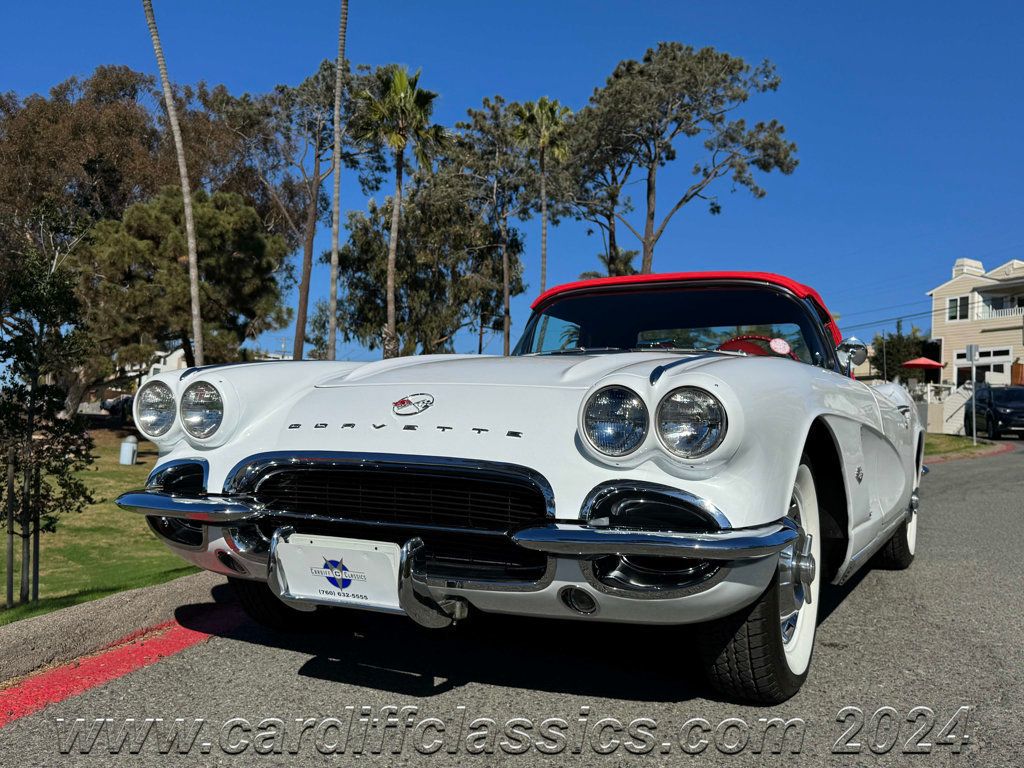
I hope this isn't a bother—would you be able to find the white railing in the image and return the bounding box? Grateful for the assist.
[910,382,956,404]
[978,305,1024,320]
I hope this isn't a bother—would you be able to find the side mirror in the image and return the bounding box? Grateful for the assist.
[836,336,868,373]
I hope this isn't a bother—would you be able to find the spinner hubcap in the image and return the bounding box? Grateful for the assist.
[778,497,816,645]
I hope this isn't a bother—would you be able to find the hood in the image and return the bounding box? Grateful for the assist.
[219,352,732,473]
[314,351,726,391]
[180,351,748,497]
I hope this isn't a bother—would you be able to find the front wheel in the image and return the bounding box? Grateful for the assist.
[987,415,1001,440]
[229,577,326,632]
[697,460,822,704]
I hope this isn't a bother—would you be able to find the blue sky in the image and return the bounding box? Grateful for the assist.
[3,1,1022,358]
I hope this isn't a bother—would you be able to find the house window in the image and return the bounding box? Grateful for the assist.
[947,296,969,320]
[955,351,967,360]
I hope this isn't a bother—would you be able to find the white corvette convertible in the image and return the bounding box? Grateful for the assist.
[119,271,923,703]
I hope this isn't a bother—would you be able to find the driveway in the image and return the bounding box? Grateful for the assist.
[1,445,1021,766]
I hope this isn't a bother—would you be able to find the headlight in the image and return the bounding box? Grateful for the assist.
[656,387,727,458]
[180,381,224,439]
[583,386,648,456]
[136,382,176,437]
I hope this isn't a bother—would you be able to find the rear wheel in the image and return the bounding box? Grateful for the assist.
[876,494,918,569]
[698,459,821,704]
[229,577,325,632]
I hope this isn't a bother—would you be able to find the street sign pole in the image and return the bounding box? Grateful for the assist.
[972,361,977,446]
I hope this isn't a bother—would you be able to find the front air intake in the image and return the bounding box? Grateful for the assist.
[253,466,548,531]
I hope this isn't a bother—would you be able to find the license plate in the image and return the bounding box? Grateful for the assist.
[274,533,401,612]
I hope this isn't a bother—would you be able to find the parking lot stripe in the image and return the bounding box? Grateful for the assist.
[0,618,217,729]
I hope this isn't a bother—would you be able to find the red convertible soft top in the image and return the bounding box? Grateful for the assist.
[531,271,843,345]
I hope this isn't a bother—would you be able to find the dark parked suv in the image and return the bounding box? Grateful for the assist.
[965,384,1024,439]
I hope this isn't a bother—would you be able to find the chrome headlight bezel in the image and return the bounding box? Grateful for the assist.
[135,381,177,438]
[582,385,650,457]
[655,386,728,459]
[179,380,225,440]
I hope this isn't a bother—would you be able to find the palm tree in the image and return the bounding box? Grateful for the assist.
[579,249,639,279]
[515,97,571,292]
[357,66,444,357]
[327,0,349,361]
[142,0,203,366]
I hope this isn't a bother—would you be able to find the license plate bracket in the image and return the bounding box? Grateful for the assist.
[272,533,402,612]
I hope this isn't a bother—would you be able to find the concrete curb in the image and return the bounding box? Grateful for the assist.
[0,570,226,684]
[926,440,1018,465]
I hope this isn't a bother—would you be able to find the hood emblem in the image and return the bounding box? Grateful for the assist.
[393,393,434,416]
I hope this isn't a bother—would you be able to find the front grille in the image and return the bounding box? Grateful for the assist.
[253,467,548,532]
[249,463,551,583]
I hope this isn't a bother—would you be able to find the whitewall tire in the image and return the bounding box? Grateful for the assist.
[876,490,918,569]
[698,457,821,704]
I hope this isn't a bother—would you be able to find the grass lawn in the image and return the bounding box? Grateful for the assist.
[1,429,197,626]
[924,432,1000,457]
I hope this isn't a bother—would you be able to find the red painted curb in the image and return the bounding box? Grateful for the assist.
[926,441,1018,465]
[0,617,221,729]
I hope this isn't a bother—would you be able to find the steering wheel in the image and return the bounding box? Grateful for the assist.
[717,334,800,361]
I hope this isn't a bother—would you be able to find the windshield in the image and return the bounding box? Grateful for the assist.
[992,388,1024,406]
[514,285,831,365]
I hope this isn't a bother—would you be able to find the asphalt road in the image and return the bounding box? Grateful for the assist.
[2,445,1022,767]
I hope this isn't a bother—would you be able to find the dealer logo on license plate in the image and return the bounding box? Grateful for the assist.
[309,558,367,590]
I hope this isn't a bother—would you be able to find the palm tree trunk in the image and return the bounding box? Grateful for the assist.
[143,0,203,366]
[641,162,657,274]
[292,149,322,359]
[500,215,511,355]
[327,0,349,362]
[539,149,548,292]
[384,151,403,358]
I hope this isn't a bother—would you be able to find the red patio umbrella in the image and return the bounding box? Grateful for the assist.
[901,357,943,369]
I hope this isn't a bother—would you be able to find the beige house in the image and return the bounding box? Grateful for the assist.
[928,258,1024,385]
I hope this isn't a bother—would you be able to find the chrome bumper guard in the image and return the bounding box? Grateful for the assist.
[266,526,466,628]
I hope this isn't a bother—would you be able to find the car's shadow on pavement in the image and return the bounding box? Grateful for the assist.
[176,584,711,702]
[175,570,872,704]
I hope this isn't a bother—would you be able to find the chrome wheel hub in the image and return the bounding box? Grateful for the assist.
[778,498,816,645]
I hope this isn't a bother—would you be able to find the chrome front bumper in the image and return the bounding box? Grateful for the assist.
[118,461,804,628]
[116,489,798,562]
